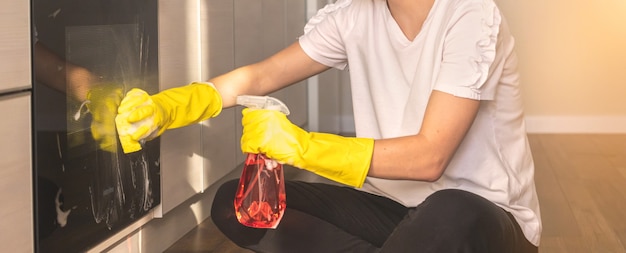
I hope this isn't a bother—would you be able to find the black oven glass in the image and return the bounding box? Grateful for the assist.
[32,0,160,251]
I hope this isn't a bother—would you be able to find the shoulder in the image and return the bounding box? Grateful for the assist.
[304,0,377,34]
[454,0,500,19]
[432,0,502,32]
[434,0,500,18]
[312,0,379,18]
[444,0,498,9]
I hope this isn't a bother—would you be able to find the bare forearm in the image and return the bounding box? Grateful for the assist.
[367,91,480,182]
[33,43,67,93]
[209,65,264,108]
[34,43,93,101]
[369,134,448,182]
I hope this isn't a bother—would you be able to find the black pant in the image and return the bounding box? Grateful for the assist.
[211,180,538,253]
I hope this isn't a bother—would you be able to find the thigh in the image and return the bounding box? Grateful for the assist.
[211,179,407,252]
[381,189,537,253]
[285,181,408,247]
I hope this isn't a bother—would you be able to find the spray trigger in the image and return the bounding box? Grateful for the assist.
[236,95,290,115]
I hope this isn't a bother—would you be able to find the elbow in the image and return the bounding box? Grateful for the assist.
[419,157,447,182]
[421,167,445,183]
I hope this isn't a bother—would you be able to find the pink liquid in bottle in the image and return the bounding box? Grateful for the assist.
[234,153,286,229]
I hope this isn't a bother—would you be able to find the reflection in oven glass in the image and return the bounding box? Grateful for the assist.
[32,0,160,252]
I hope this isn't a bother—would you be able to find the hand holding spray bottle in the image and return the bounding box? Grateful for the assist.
[234,95,290,229]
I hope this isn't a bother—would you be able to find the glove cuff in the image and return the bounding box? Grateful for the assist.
[152,81,223,131]
[191,81,223,117]
[196,82,224,118]
[300,133,374,188]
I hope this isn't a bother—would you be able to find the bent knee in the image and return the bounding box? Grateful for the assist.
[210,179,239,225]
[420,189,506,226]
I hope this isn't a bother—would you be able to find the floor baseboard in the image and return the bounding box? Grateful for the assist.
[525,115,626,134]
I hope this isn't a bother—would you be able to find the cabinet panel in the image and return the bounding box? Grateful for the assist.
[202,0,237,190]
[159,127,203,214]
[275,82,308,127]
[0,93,33,252]
[202,109,237,189]
[158,0,204,214]
[233,0,263,164]
[203,0,235,79]
[0,0,31,92]
[318,69,342,133]
[262,0,285,57]
[234,0,264,66]
[234,0,309,165]
[273,0,308,127]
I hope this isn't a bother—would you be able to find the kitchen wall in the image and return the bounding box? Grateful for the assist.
[323,0,626,134]
[497,0,626,133]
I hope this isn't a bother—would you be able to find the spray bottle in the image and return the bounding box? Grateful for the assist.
[234,95,290,229]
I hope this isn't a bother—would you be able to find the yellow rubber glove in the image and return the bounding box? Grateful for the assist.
[115,82,223,153]
[241,109,374,188]
[84,84,124,153]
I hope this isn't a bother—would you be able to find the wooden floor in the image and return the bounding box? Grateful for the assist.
[165,134,626,253]
[530,134,626,252]
[163,216,252,253]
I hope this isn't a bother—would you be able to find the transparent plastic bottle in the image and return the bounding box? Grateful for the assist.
[234,153,286,228]
[234,95,290,229]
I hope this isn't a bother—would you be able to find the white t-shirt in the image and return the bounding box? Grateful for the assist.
[299,0,542,246]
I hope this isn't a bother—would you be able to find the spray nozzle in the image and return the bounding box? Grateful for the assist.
[236,95,290,115]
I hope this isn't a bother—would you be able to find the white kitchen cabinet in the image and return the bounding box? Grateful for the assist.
[233,0,263,165]
[261,0,308,128]
[0,0,31,93]
[201,0,238,191]
[0,0,33,251]
[0,93,33,252]
[100,0,312,251]
[157,0,206,215]
[273,0,308,127]
[234,0,309,164]
[157,0,309,216]
[317,69,342,133]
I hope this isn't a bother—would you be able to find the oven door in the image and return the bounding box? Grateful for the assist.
[32,0,160,252]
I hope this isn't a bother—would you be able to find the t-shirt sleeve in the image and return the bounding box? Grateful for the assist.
[433,0,502,100]
[298,0,352,70]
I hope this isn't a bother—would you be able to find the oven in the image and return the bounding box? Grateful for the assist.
[32,0,160,251]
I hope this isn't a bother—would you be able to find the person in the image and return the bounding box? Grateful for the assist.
[115,0,542,252]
